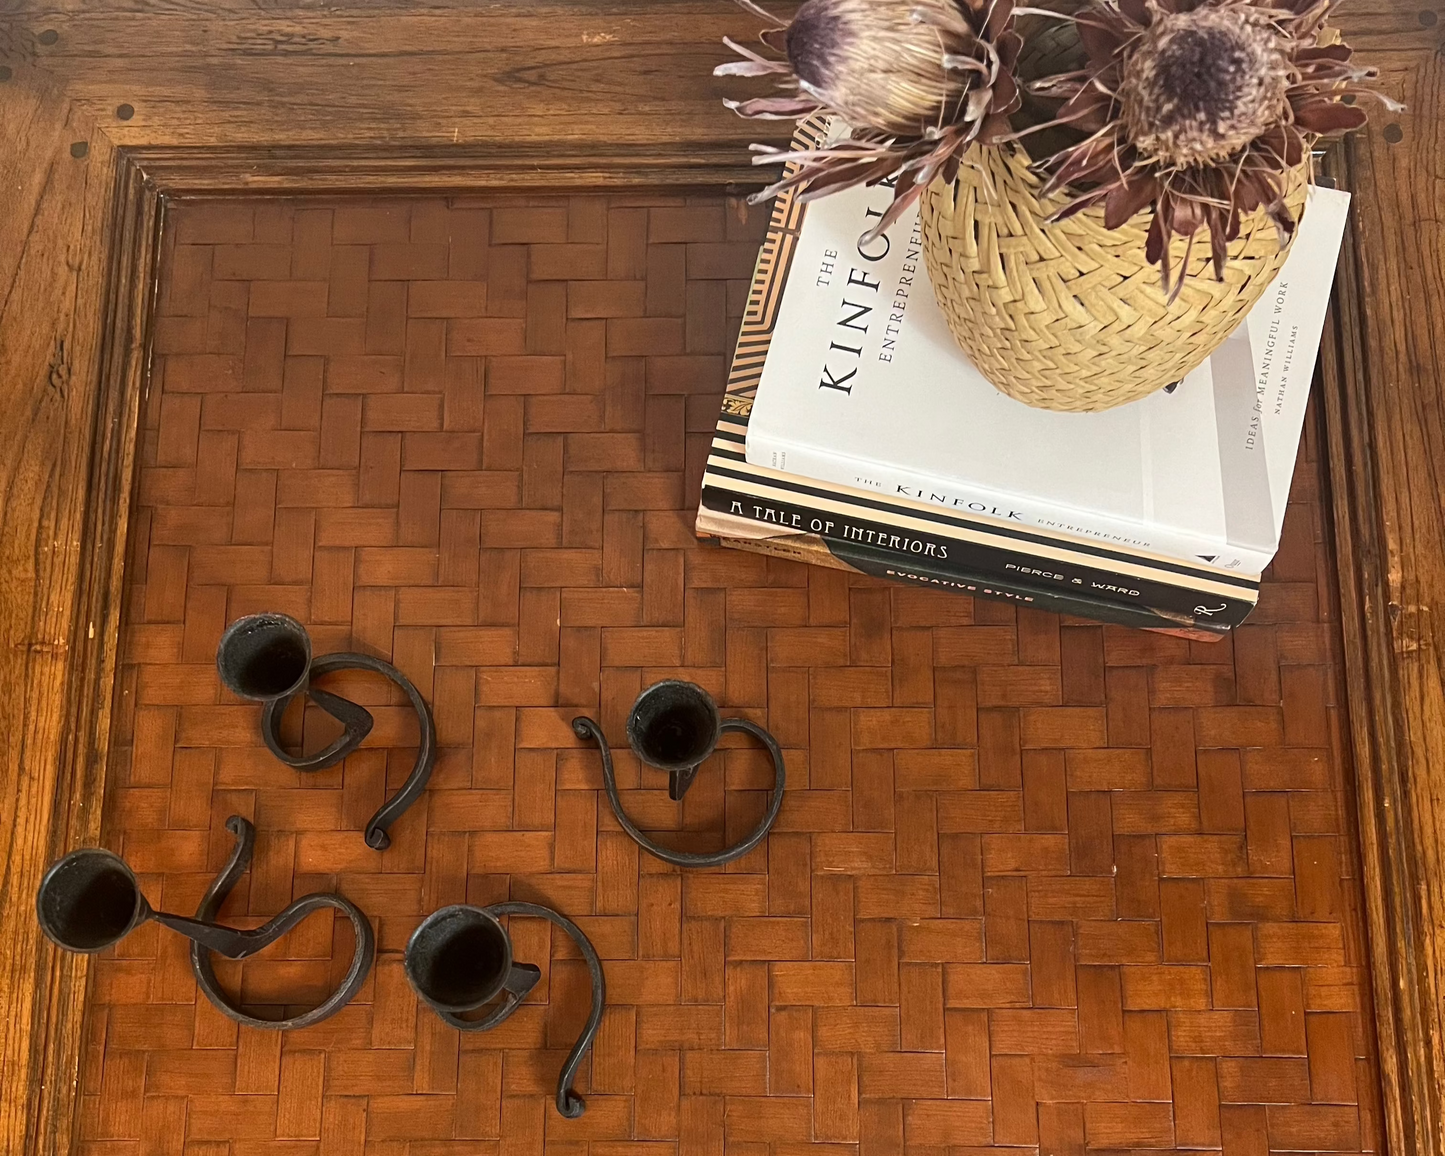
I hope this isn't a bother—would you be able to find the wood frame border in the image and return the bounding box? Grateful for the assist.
[4,140,167,1156]
[29,151,166,1156]
[1317,140,1441,1156]
[1,9,1438,1153]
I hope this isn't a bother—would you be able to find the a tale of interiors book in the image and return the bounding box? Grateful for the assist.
[697,120,1350,637]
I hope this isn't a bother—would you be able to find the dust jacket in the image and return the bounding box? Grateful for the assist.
[744,160,1350,576]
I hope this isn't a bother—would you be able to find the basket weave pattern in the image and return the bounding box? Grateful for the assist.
[920,144,1308,412]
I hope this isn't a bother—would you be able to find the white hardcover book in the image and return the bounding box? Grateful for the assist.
[744,179,1351,575]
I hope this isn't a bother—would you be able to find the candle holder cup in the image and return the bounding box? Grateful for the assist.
[572,680,786,868]
[405,906,540,1019]
[37,816,373,1030]
[216,613,435,850]
[404,902,605,1119]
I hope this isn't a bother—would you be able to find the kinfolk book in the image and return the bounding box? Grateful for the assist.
[696,120,1269,638]
[743,172,1350,576]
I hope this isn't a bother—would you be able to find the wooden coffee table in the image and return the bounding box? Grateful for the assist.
[0,4,1435,1153]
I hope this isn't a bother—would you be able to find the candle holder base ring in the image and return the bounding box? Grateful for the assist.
[190,816,376,1030]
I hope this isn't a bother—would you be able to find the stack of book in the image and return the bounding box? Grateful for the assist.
[696,125,1350,638]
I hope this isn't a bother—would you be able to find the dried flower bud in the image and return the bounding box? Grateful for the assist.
[1119,7,1289,167]
[715,0,1021,240]
[784,0,978,135]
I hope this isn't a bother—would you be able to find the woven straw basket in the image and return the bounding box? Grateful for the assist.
[920,143,1309,412]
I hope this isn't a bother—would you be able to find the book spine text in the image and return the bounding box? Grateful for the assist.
[700,481,1256,628]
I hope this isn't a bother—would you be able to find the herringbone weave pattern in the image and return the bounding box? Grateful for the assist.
[83,195,1381,1155]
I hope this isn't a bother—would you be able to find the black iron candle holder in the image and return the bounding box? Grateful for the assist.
[572,679,786,868]
[405,902,605,1119]
[36,815,373,1030]
[216,612,436,850]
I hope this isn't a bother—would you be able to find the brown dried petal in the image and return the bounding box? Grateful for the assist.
[1295,44,1353,63]
[1060,86,1113,132]
[1103,173,1159,228]
[727,95,824,118]
[1251,125,1302,169]
[1056,140,1119,188]
[1145,207,1167,267]
[715,57,790,77]
[1172,196,1205,237]
[1267,198,1298,245]
[979,111,1014,143]
[1054,188,1109,221]
[1292,99,1369,133]
[990,71,1020,114]
[1030,80,1086,107]
[890,166,918,207]
[798,155,904,197]
[1288,127,1307,165]
[988,0,1016,41]
[996,29,1024,68]
[1232,169,1269,213]
[1225,204,1242,241]
[1077,15,1127,64]
[1210,215,1229,278]
[1119,0,1150,26]
[864,178,929,239]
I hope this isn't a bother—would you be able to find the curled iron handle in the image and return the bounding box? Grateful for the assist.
[436,902,606,1120]
[572,715,787,868]
[190,815,376,1030]
[260,652,436,850]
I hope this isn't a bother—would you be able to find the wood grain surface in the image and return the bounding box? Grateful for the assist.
[78,194,1381,1154]
[0,2,1437,1153]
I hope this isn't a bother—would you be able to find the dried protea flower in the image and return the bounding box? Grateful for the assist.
[716,0,1022,238]
[784,0,987,134]
[1028,0,1396,295]
[1119,7,1290,164]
